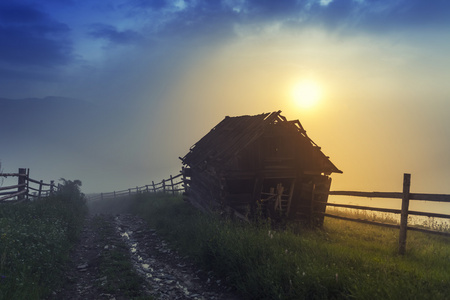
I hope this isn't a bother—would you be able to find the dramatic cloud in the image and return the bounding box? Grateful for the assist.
[89,24,143,45]
[0,3,73,67]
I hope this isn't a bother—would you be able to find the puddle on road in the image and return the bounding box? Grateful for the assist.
[121,231,131,239]
[142,263,153,272]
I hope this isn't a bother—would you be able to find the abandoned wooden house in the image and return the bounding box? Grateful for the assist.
[181,111,342,225]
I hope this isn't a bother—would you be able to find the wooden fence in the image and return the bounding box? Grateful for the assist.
[0,168,56,203]
[87,173,184,202]
[315,173,450,254]
[86,171,448,254]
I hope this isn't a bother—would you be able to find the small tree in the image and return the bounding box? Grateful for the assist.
[58,178,85,202]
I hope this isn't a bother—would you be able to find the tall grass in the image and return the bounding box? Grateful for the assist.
[130,193,450,300]
[0,185,87,300]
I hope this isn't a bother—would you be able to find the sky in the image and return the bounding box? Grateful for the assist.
[1,0,450,201]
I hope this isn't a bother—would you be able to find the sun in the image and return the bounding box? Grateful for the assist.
[291,80,322,109]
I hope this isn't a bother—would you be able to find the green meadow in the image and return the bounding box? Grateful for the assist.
[130,193,450,300]
[1,188,448,300]
[0,181,87,300]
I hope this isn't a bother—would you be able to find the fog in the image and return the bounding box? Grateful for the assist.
[1,1,450,198]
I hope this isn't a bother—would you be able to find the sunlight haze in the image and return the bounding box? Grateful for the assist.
[291,80,322,110]
[0,1,449,210]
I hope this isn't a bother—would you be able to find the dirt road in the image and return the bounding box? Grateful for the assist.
[50,213,240,300]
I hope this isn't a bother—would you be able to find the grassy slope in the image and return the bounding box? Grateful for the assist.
[130,193,450,300]
[0,195,87,300]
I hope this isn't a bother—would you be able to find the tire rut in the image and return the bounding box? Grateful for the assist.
[49,213,240,300]
[114,214,240,300]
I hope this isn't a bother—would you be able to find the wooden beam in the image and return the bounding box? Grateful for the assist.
[319,190,450,202]
[0,189,28,202]
[286,178,296,216]
[324,190,404,199]
[399,173,411,255]
[407,210,450,219]
[0,183,26,191]
[319,202,401,214]
[409,193,450,202]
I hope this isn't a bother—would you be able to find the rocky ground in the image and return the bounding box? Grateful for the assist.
[50,213,240,300]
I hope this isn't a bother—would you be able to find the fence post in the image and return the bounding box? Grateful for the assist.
[163,179,166,193]
[136,186,139,194]
[26,169,30,197]
[18,168,27,201]
[146,185,149,193]
[50,180,55,195]
[170,175,174,195]
[182,168,187,194]
[38,180,43,200]
[129,188,132,196]
[398,173,411,255]
[152,181,156,193]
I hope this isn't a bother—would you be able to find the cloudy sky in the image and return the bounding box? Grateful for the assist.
[1,0,450,198]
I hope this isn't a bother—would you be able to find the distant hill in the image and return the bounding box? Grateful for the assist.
[0,96,96,122]
[0,96,98,140]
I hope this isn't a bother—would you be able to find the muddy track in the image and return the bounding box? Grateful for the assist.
[50,214,240,300]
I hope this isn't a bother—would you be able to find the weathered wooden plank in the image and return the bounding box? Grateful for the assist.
[319,202,401,214]
[322,190,404,199]
[409,193,450,202]
[27,177,52,186]
[171,173,183,180]
[408,210,450,219]
[318,190,450,202]
[286,178,296,216]
[0,183,26,191]
[28,186,50,193]
[0,191,18,196]
[0,173,24,177]
[0,189,28,202]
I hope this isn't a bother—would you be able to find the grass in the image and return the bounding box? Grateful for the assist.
[91,214,153,300]
[0,191,87,300]
[129,193,450,300]
[326,206,450,232]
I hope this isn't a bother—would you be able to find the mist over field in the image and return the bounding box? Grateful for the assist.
[1,1,450,202]
[0,97,184,192]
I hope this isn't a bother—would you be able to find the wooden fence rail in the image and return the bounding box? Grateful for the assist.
[315,173,450,254]
[87,171,448,254]
[87,173,184,202]
[0,168,56,203]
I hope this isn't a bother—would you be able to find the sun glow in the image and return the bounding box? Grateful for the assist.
[291,80,322,109]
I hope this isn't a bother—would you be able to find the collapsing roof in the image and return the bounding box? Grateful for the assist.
[181,111,341,224]
[182,110,342,175]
